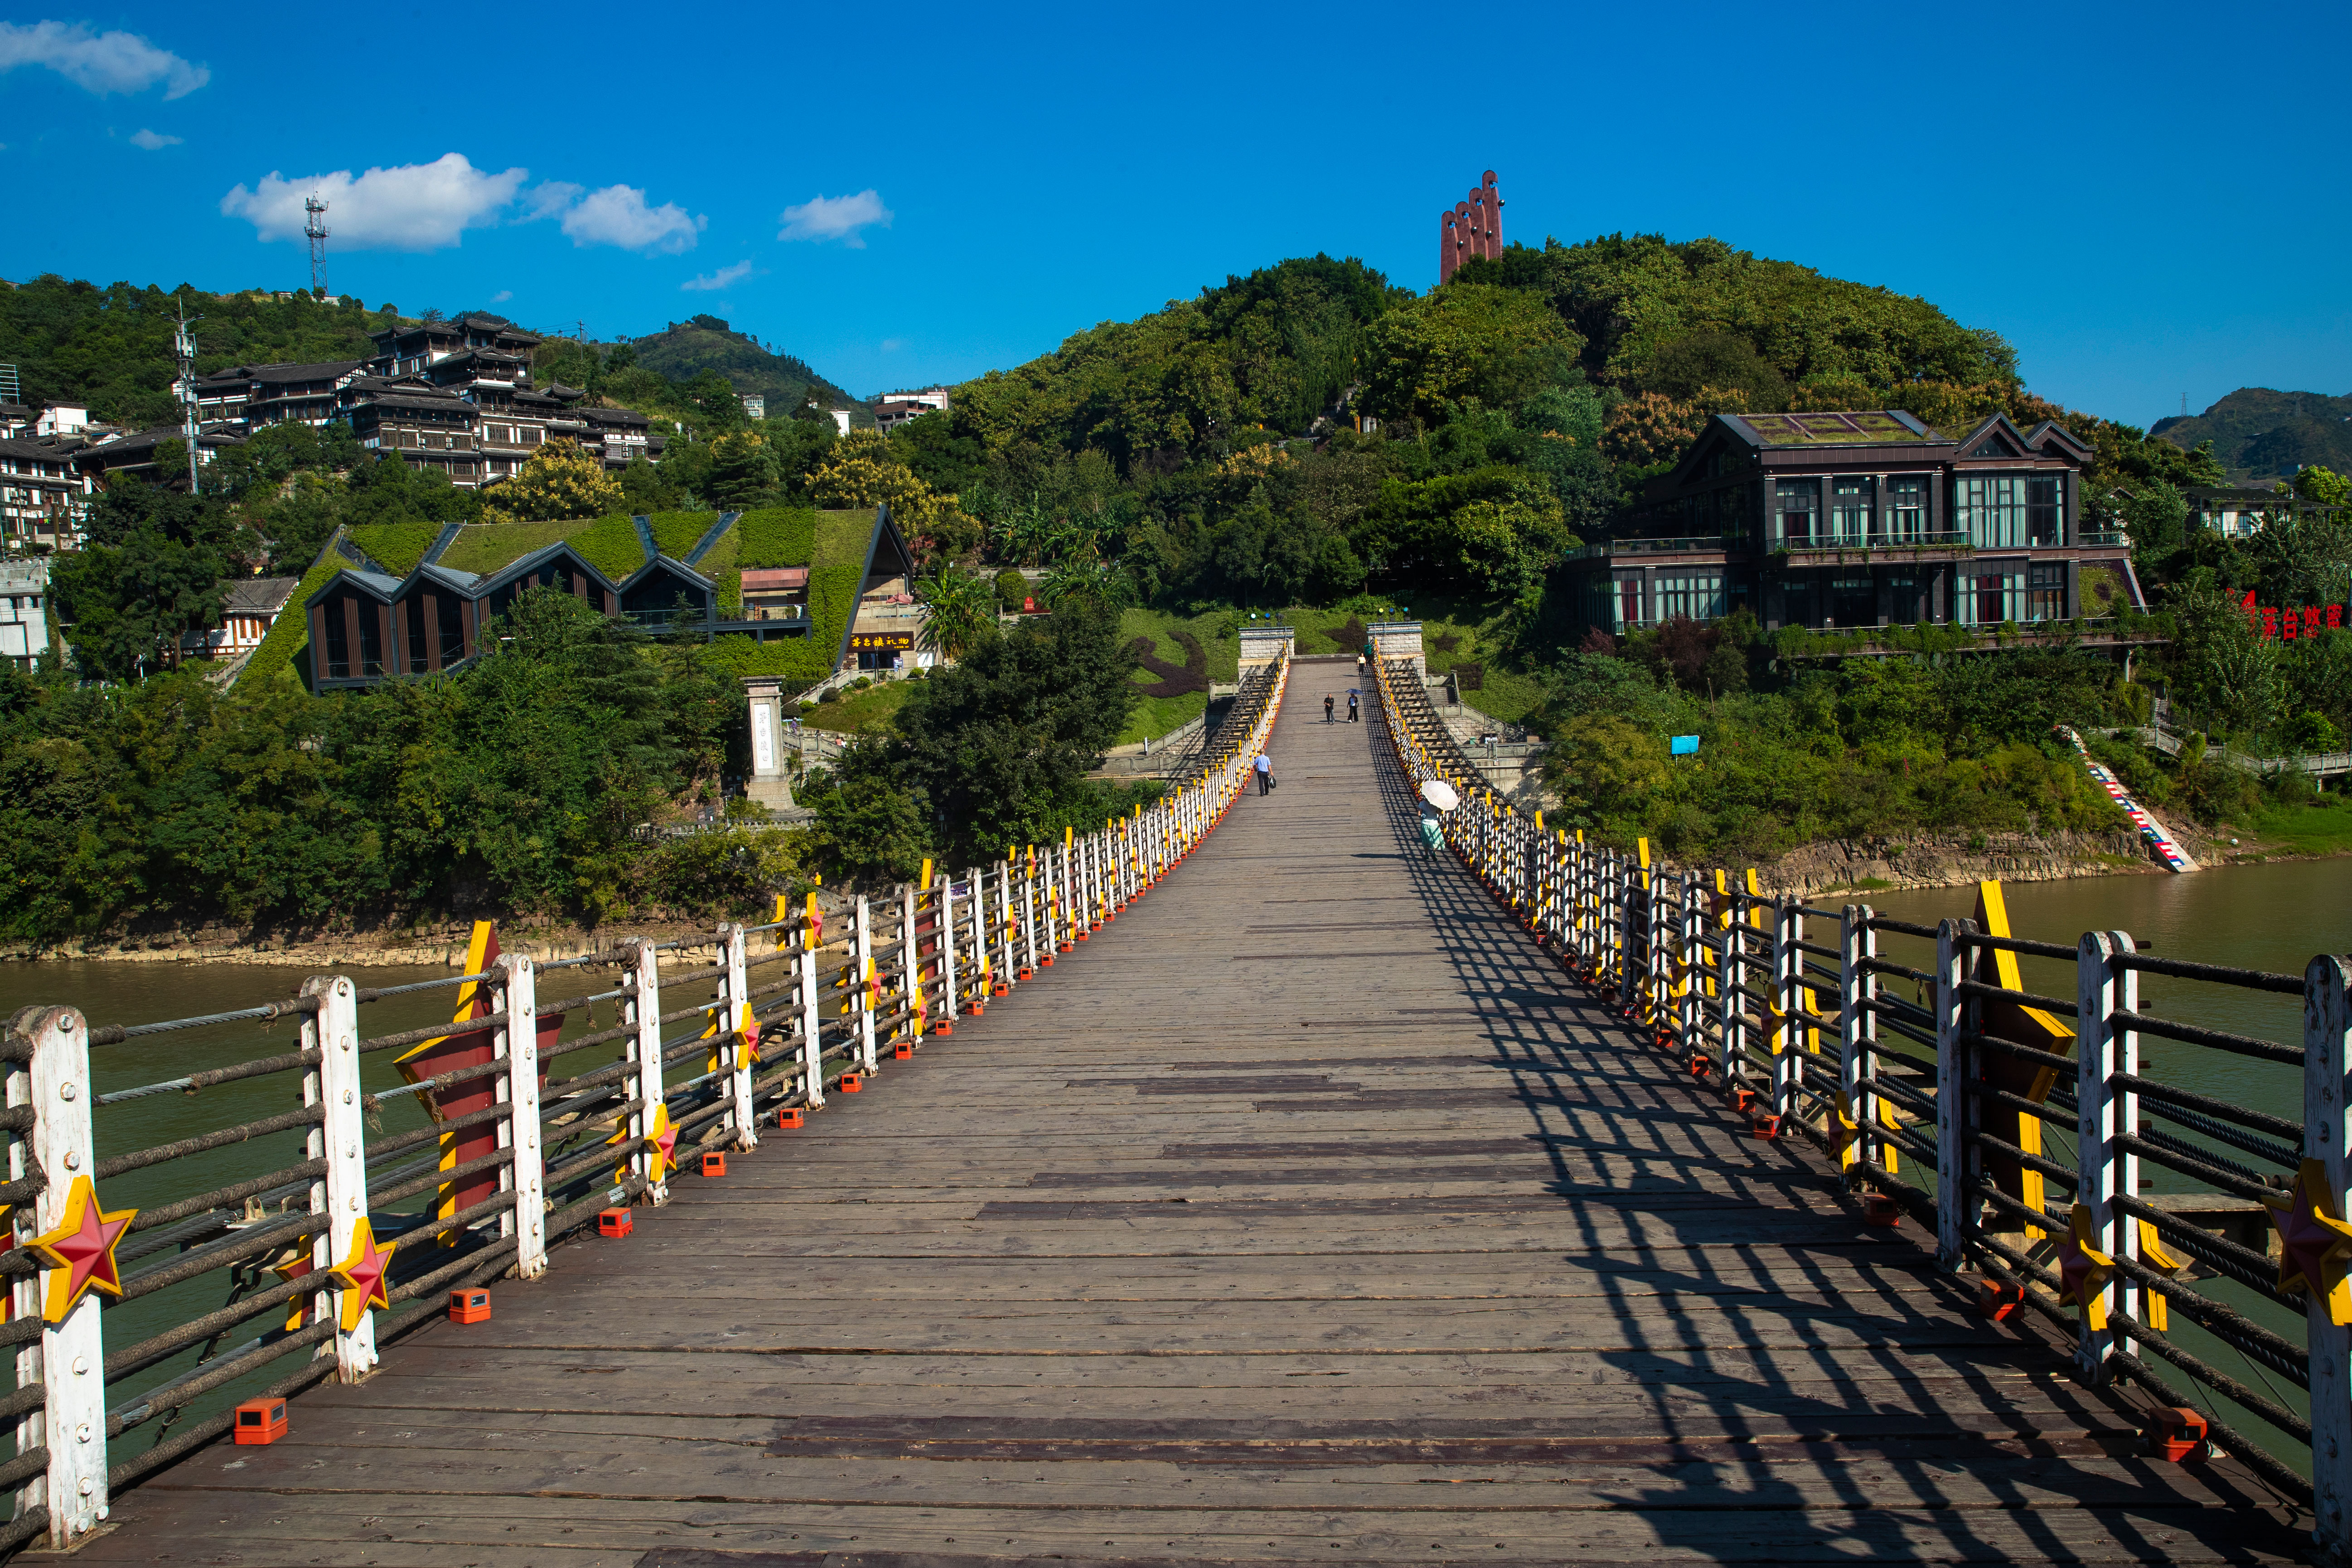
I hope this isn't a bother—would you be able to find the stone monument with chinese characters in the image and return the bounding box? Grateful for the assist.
[742,677,797,813]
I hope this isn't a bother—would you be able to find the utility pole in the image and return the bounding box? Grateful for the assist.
[173,300,203,494]
[304,194,330,296]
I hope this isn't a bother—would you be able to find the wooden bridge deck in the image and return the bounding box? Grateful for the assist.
[66,679,2302,1566]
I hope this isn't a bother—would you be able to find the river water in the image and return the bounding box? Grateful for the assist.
[2,860,2341,1480]
[0,950,729,1477]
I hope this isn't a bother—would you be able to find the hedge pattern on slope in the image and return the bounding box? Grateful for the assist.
[1130,629,1209,698]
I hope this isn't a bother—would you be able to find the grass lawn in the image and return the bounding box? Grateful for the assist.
[804,680,915,734]
[437,519,582,576]
[2237,792,2352,858]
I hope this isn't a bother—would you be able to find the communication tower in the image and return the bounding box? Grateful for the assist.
[304,194,331,295]
[173,301,203,493]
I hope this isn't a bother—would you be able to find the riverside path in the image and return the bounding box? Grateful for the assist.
[52,661,2300,1566]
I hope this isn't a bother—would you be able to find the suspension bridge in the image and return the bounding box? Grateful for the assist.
[0,636,2332,1566]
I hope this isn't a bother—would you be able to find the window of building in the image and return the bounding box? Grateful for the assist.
[1653,573,1725,622]
[1952,476,2028,548]
[1614,572,1645,630]
[1964,571,2023,625]
[2027,476,2062,544]
[1829,477,1873,543]
[1775,478,1818,545]
[1884,573,1926,625]
[1828,576,1874,628]
[1887,475,1928,541]
[2027,563,2065,622]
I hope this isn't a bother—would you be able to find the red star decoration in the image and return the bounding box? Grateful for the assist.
[2052,1203,2115,1331]
[328,1216,395,1332]
[609,1101,678,1183]
[25,1176,137,1325]
[2267,1159,2352,1326]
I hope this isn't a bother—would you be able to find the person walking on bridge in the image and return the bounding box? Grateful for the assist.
[1347,690,1360,723]
[1323,693,1335,723]
[1254,750,1273,795]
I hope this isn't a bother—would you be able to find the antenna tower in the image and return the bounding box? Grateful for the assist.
[304,194,331,295]
[172,300,203,494]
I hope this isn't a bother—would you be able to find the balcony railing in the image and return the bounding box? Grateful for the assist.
[1566,535,1741,561]
[1776,529,1973,555]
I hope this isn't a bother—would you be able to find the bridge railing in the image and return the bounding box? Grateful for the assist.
[0,653,1290,1553]
[1371,655,2348,1550]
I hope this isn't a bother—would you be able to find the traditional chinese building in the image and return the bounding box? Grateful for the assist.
[1563,410,2144,635]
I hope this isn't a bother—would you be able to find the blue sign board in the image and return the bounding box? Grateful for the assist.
[1670,735,1701,756]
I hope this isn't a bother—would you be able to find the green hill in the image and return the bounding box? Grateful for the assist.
[2152,387,2352,484]
[0,276,398,428]
[626,316,870,426]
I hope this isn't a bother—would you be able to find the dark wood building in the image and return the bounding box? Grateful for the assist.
[1563,411,2143,635]
[339,382,483,485]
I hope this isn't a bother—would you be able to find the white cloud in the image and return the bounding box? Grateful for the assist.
[559,184,703,254]
[129,127,181,150]
[221,153,526,252]
[489,290,513,304]
[778,189,891,248]
[881,338,905,352]
[682,261,753,292]
[0,20,208,98]
[518,181,582,222]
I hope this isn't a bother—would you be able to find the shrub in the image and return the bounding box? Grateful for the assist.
[818,688,840,704]
[995,568,1028,610]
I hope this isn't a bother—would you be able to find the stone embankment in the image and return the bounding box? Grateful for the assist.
[1750,824,2223,897]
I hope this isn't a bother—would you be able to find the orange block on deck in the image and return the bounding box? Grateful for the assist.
[776,1108,804,1129]
[700,1151,726,1177]
[2151,1407,2207,1462]
[894,1042,914,1060]
[933,1021,953,1037]
[448,1288,491,1324]
[1860,1192,1900,1228]
[233,1398,287,1445]
[597,1208,634,1239]
[840,1072,864,1092]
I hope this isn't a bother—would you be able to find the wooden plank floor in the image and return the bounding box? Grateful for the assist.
[68,678,2305,1566]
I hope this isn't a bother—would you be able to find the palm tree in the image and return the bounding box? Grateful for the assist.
[916,561,997,663]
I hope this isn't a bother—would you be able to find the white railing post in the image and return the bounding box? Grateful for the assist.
[14,1004,108,1546]
[1934,919,1972,1269]
[1772,900,1804,1122]
[854,897,878,1072]
[2305,953,2352,1561]
[624,943,668,1205]
[940,875,961,1024]
[720,924,759,1151]
[2076,930,2136,1384]
[304,976,377,1379]
[1839,905,1878,1176]
[495,956,547,1279]
[799,917,827,1110]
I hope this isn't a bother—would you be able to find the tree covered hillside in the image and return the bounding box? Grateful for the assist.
[2152,388,2352,484]
[628,316,866,422]
[0,278,393,428]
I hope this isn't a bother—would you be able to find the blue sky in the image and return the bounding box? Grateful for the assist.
[5,2,2346,427]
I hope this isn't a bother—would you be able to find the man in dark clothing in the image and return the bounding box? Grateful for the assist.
[1323,694,1335,723]
[1347,691,1360,722]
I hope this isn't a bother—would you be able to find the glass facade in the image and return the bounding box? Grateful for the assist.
[1654,573,1726,622]
[1954,476,2031,547]
[1828,576,1874,627]
[1775,478,1819,546]
[1887,475,1928,541]
[1964,570,2024,625]
[2028,477,2062,545]
[1829,477,1873,543]
[2027,562,2066,622]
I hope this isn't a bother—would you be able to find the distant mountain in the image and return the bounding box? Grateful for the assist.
[2152,387,2352,484]
[626,315,870,426]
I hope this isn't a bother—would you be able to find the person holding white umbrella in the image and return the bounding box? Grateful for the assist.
[1418,778,1457,860]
